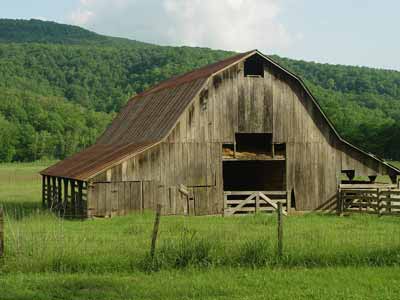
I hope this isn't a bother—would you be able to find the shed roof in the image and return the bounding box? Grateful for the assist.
[41,50,400,180]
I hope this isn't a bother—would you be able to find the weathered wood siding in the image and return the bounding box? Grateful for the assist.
[88,55,390,214]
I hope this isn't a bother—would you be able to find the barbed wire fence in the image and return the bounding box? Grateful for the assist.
[1,203,400,273]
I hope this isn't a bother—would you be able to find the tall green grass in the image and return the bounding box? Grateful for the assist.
[1,161,400,274]
[1,211,400,273]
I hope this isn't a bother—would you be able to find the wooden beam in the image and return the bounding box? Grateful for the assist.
[63,178,68,212]
[255,192,260,213]
[259,193,288,216]
[78,181,84,218]
[51,177,57,210]
[42,175,46,208]
[286,189,291,214]
[225,193,257,216]
[46,176,51,209]
[271,143,275,158]
[71,180,76,217]
[57,177,62,208]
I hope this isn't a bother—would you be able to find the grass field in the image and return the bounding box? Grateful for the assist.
[1,162,400,299]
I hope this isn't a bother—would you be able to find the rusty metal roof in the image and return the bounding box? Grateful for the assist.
[41,51,255,180]
[97,77,207,144]
[40,142,155,181]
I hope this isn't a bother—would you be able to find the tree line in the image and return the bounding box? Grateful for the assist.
[0,19,399,161]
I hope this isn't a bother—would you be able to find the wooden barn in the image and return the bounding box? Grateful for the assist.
[40,50,400,217]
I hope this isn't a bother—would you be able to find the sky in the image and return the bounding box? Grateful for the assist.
[1,0,400,70]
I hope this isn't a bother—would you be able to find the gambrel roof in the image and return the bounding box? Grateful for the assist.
[41,50,400,180]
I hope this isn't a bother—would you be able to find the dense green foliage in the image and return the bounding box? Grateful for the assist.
[0,19,399,161]
[273,56,400,159]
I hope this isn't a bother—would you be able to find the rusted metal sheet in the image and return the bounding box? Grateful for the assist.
[40,142,155,180]
[97,77,207,145]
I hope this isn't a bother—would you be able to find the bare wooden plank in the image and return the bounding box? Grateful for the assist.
[259,193,288,216]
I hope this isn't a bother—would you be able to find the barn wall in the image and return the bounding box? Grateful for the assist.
[89,54,392,215]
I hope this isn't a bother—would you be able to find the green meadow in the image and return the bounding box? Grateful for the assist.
[1,162,400,300]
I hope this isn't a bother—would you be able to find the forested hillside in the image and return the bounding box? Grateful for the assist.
[0,19,399,162]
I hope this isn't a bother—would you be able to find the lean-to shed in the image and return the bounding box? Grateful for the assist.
[40,50,400,217]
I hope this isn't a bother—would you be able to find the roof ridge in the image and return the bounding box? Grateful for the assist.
[132,50,255,99]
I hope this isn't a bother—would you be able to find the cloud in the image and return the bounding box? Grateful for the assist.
[68,0,297,52]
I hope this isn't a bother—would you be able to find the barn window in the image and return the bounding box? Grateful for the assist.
[244,55,264,77]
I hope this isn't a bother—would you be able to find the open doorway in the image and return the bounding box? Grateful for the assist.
[223,160,286,191]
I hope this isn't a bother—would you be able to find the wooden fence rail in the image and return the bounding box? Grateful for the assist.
[224,191,288,216]
[339,186,400,216]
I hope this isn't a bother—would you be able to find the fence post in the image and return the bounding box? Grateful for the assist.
[0,207,4,258]
[150,204,162,259]
[337,186,342,215]
[255,192,260,214]
[377,188,381,217]
[277,202,283,257]
[386,191,391,215]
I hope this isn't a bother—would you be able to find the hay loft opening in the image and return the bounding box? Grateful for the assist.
[222,133,286,160]
[244,54,264,77]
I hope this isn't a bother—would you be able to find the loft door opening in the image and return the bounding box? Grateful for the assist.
[244,54,264,77]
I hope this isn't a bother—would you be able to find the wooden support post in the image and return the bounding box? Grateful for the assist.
[0,207,4,258]
[386,191,391,214]
[71,180,76,217]
[223,193,228,216]
[42,175,46,208]
[51,177,57,210]
[46,176,51,209]
[271,143,275,158]
[286,189,291,215]
[377,188,382,217]
[277,202,283,257]
[78,181,83,218]
[255,192,260,213]
[337,186,342,215]
[63,178,68,212]
[57,177,62,206]
[150,204,162,259]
